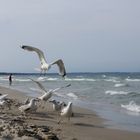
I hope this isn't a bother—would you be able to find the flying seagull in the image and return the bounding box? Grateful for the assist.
[21,45,66,77]
[30,78,71,107]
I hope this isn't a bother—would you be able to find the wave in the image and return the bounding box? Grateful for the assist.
[37,77,47,81]
[65,78,96,82]
[105,90,129,95]
[0,77,8,81]
[104,79,120,83]
[126,78,140,82]
[121,101,140,113]
[114,83,129,87]
[14,78,30,82]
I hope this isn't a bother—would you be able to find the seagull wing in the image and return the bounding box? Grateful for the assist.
[51,59,66,77]
[21,45,47,65]
[52,84,71,92]
[30,78,47,92]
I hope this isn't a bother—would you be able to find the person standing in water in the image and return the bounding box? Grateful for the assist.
[9,74,12,86]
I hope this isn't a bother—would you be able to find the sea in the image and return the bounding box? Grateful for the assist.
[0,72,140,132]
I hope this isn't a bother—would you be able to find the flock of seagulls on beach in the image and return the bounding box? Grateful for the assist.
[0,45,73,124]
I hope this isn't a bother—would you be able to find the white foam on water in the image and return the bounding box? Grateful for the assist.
[104,79,120,83]
[47,78,58,81]
[114,83,129,87]
[121,101,140,113]
[126,78,140,82]
[105,90,129,95]
[37,77,47,81]
[14,78,30,82]
[0,77,8,81]
[65,78,96,82]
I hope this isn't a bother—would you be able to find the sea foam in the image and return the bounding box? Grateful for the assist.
[114,83,129,87]
[126,78,140,82]
[105,90,129,95]
[121,101,140,113]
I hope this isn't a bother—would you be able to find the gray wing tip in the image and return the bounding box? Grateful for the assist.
[62,72,66,77]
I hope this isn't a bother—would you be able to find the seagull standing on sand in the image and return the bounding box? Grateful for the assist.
[21,45,66,77]
[58,102,73,124]
[30,78,71,108]
[18,98,38,115]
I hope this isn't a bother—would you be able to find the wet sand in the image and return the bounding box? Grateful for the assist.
[0,86,140,140]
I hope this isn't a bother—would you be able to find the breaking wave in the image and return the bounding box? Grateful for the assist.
[126,78,140,82]
[121,101,140,113]
[114,83,129,87]
[65,78,96,82]
[105,90,129,95]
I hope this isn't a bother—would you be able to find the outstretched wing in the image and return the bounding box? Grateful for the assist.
[21,45,47,65]
[52,84,71,92]
[29,78,47,92]
[51,59,66,77]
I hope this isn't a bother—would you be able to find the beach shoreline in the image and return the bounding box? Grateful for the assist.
[0,86,140,140]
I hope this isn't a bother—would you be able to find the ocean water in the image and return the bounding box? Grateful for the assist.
[0,72,140,132]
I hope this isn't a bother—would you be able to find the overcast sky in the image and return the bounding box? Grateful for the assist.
[0,0,140,73]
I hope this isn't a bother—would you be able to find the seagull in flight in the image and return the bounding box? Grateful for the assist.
[30,78,71,107]
[21,45,66,77]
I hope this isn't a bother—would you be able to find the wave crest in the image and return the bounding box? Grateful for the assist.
[121,101,140,113]
[105,90,129,95]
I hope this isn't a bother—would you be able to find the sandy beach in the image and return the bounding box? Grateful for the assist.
[0,86,140,140]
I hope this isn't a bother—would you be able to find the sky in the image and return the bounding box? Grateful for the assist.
[0,0,140,73]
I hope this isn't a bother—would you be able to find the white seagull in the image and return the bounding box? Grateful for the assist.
[21,45,66,77]
[18,98,38,115]
[30,78,71,108]
[58,102,73,124]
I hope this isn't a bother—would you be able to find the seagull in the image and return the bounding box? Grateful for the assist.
[21,45,66,77]
[18,98,38,115]
[30,78,71,108]
[58,102,73,124]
